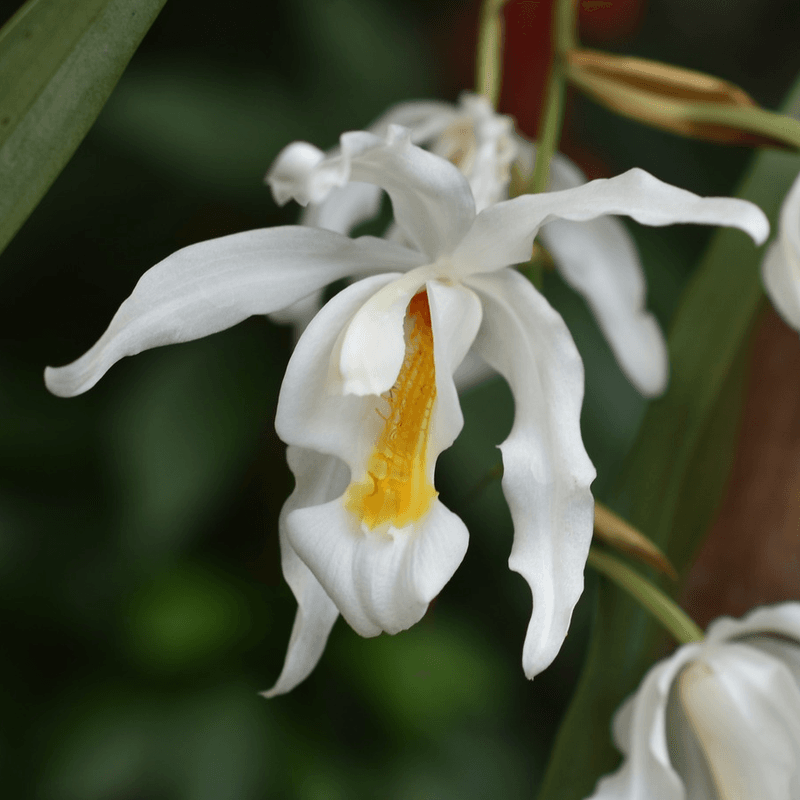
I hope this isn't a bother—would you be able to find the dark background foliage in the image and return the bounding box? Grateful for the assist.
[1,0,799,797]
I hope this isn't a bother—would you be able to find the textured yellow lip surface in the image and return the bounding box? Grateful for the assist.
[344,290,438,530]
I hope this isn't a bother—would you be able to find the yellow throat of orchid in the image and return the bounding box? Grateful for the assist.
[344,290,438,530]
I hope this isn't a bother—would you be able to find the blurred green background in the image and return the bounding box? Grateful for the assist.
[1,0,799,797]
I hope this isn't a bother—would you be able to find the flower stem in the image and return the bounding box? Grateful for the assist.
[529,0,579,194]
[587,546,705,645]
[475,0,509,108]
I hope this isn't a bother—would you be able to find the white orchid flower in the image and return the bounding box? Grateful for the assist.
[45,126,767,697]
[278,93,682,396]
[761,170,800,330]
[585,603,800,800]
[267,93,515,339]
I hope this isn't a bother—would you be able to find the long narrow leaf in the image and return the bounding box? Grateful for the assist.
[0,0,168,256]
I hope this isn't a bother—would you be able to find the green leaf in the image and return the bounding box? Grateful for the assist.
[0,0,168,256]
[537,77,800,800]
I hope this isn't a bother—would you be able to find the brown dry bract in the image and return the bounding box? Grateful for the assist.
[567,49,793,149]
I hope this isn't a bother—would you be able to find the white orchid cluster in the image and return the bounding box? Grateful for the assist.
[42,42,800,800]
[44,93,768,692]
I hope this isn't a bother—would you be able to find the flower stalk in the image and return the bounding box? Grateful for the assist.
[529,0,579,194]
[475,0,510,108]
[587,546,704,645]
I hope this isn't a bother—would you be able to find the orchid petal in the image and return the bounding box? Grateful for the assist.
[453,350,496,394]
[427,94,516,213]
[466,268,596,678]
[294,101,458,239]
[539,216,668,396]
[275,273,401,471]
[534,153,668,394]
[426,280,484,460]
[338,266,435,397]
[761,240,800,330]
[276,270,479,472]
[741,635,800,689]
[778,169,800,267]
[679,644,800,800]
[586,645,701,799]
[261,446,345,698]
[451,168,769,277]
[665,673,721,800]
[300,181,384,236]
[287,497,468,636]
[761,172,800,330]
[706,602,800,646]
[267,126,476,260]
[45,228,423,398]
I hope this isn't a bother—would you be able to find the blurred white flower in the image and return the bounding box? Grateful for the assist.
[761,170,800,329]
[45,126,767,697]
[277,94,709,397]
[586,603,800,800]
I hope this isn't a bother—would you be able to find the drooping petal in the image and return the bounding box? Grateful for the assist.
[761,172,800,330]
[586,644,702,800]
[286,498,468,636]
[466,268,596,679]
[451,168,769,277]
[261,446,346,698]
[679,643,800,800]
[532,153,668,395]
[267,125,476,260]
[539,216,668,396]
[45,227,424,398]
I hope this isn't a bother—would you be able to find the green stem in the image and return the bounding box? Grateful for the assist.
[529,0,579,193]
[475,0,509,108]
[587,547,704,645]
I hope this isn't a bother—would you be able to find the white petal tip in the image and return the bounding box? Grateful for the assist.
[266,142,328,206]
[638,376,669,398]
[630,351,669,398]
[44,365,92,398]
[751,210,770,246]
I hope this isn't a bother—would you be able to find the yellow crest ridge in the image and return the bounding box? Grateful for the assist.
[344,291,438,530]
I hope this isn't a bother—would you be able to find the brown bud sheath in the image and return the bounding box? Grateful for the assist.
[594,501,678,580]
[566,48,800,150]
